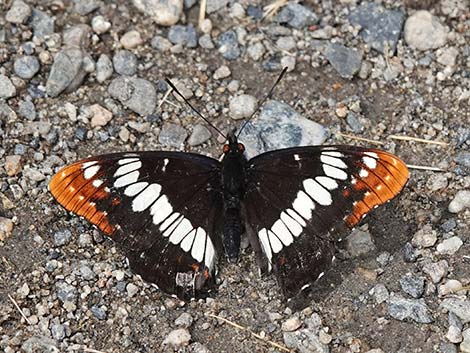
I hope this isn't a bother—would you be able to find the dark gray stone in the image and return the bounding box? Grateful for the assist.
[14,55,40,79]
[18,100,36,120]
[46,48,88,97]
[346,112,363,132]
[346,228,376,257]
[108,76,156,116]
[30,9,54,40]
[56,281,78,303]
[388,294,433,323]
[168,24,197,48]
[247,5,263,20]
[217,30,240,60]
[277,3,318,28]
[324,43,363,79]
[188,124,211,146]
[159,123,188,148]
[441,218,457,232]
[238,100,329,159]
[441,298,470,324]
[403,242,418,263]
[349,2,405,55]
[399,274,425,298]
[54,229,72,246]
[113,50,138,76]
[91,305,107,320]
[73,0,101,15]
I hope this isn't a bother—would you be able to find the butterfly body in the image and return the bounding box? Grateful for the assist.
[49,134,409,300]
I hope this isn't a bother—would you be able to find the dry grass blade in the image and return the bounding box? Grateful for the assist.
[82,348,109,353]
[335,132,384,146]
[209,314,292,352]
[157,86,175,110]
[8,294,32,325]
[388,134,449,146]
[406,164,447,172]
[198,0,207,29]
[263,0,288,20]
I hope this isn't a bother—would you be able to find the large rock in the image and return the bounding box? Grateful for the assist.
[238,100,328,159]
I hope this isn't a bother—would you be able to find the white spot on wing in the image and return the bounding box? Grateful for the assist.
[268,230,283,253]
[180,229,196,252]
[320,155,347,169]
[294,154,300,161]
[323,164,348,180]
[258,228,273,270]
[322,151,343,158]
[303,178,332,206]
[114,170,139,188]
[359,169,369,178]
[82,161,97,169]
[205,237,216,269]
[281,210,303,236]
[362,156,377,169]
[124,182,148,197]
[168,218,192,243]
[92,179,103,188]
[84,165,100,179]
[292,190,315,220]
[316,176,338,190]
[162,158,169,172]
[271,219,294,246]
[118,158,139,165]
[159,212,180,232]
[114,161,142,177]
[131,183,161,212]
[150,195,173,225]
[286,208,306,228]
[191,228,206,262]
[365,152,379,159]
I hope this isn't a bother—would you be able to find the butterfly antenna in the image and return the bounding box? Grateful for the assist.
[237,67,288,138]
[165,78,227,140]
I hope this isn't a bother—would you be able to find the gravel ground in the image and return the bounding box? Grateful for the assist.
[0,0,469,352]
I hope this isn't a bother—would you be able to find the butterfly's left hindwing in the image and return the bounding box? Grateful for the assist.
[244,145,409,298]
[49,152,224,300]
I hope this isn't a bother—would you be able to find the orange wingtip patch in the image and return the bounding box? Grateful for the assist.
[346,151,409,227]
[49,161,116,236]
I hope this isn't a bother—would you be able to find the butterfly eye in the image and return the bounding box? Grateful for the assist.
[223,144,230,153]
[238,143,245,153]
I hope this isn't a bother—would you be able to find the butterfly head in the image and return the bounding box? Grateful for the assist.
[223,130,245,155]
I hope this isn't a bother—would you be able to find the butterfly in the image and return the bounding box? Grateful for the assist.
[49,72,409,301]
[49,134,409,300]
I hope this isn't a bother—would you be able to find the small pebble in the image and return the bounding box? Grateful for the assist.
[54,229,72,246]
[6,0,32,24]
[96,54,113,83]
[422,260,448,283]
[213,65,231,80]
[281,317,302,332]
[411,225,437,248]
[126,283,139,297]
[461,329,470,353]
[0,75,17,98]
[113,50,138,76]
[399,274,425,298]
[436,236,463,255]
[175,312,193,328]
[90,104,113,127]
[441,298,470,324]
[14,56,40,79]
[91,15,111,34]
[448,190,470,213]
[120,30,143,49]
[346,228,375,257]
[163,328,191,348]
[188,124,211,146]
[159,123,187,148]
[229,94,257,120]
[404,10,448,51]
[5,155,22,176]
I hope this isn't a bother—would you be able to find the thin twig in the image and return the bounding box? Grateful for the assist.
[388,135,449,146]
[209,314,292,352]
[335,132,384,146]
[263,0,288,20]
[82,348,109,353]
[460,285,470,291]
[406,164,447,172]
[157,86,175,110]
[198,0,207,29]
[8,294,32,325]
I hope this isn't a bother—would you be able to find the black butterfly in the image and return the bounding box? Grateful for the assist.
[49,72,409,301]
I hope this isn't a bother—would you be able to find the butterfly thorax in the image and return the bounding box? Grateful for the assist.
[220,133,247,262]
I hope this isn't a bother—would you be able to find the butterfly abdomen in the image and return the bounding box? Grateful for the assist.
[223,207,243,262]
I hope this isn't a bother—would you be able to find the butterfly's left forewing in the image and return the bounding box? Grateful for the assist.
[49,152,224,300]
[244,145,409,298]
